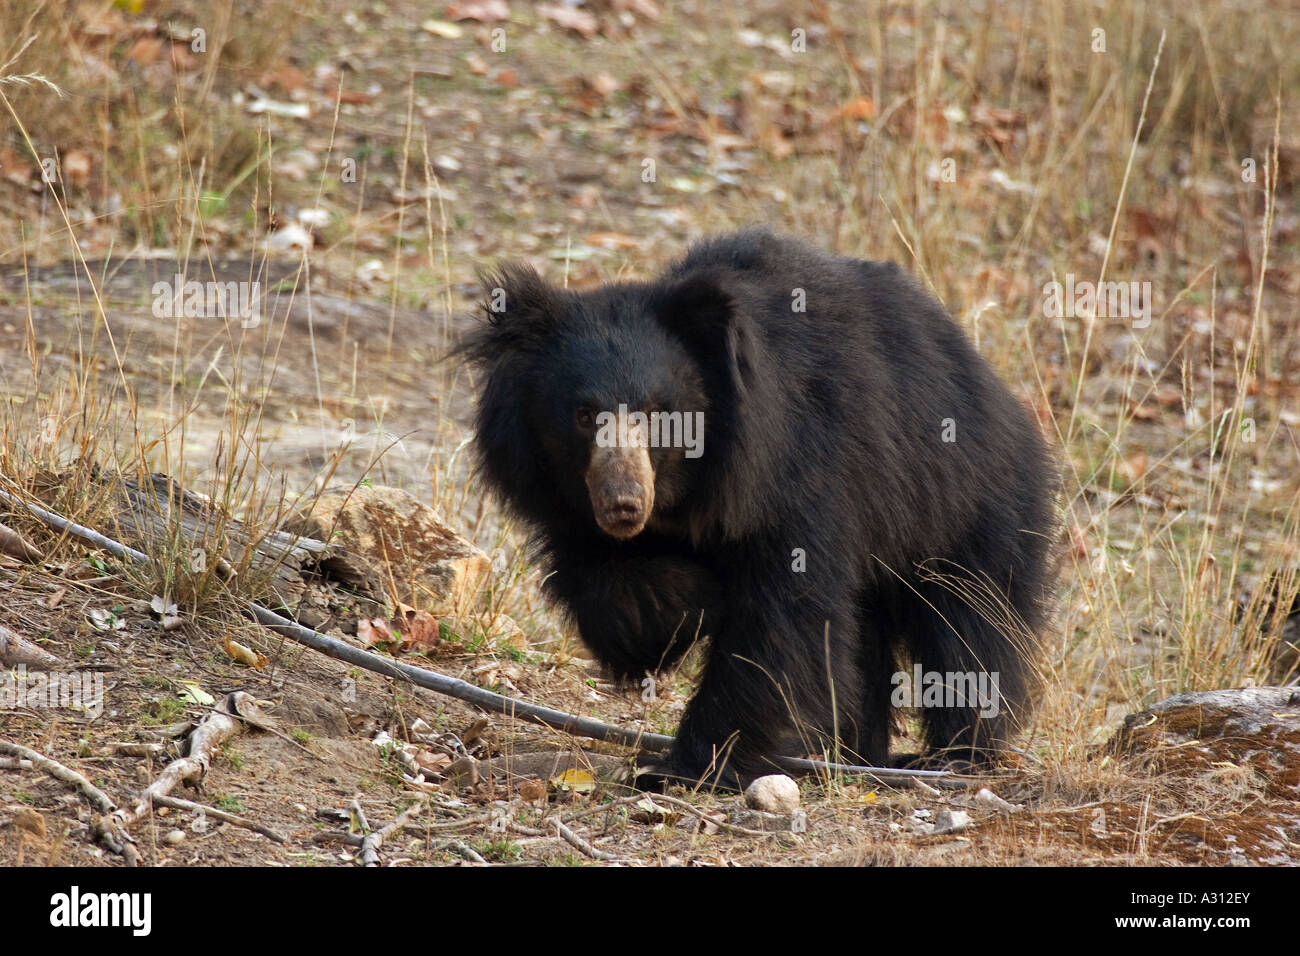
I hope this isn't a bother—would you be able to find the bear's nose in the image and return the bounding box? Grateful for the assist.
[608,494,644,520]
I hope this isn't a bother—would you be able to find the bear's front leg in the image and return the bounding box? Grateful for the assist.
[546,546,725,682]
[660,576,864,788]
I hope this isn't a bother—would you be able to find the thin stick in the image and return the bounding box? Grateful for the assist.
[0,739,116,812]
[442,840,487,864]
[0,738,140,864]
[360,800,424,867]
[559,792,774,837]
[549,819,611,861]
[313,831,487,864]
[507,819,619,862]
[149,792,288,843]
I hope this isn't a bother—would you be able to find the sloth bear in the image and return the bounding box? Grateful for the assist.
[459,228,1055,788]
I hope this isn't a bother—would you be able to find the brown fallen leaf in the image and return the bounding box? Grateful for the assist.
[358,616,400,649]
[223,636,268,670]
[446,0,510,22]
[698,810,724,835]
[0,521,42,562]
[0,146,33,186]
[538,3,599,38]
[1153,386,1184,410]
[838,96,876,120]
[125,36,164,66]
[471,659,522,693]
[398,608,443,652]
[259,63,308,94]
[1068,522,1088,558]
[61,149,93,189]
[516,778,547,802]
[14,807,47,840]
[324,85,375,105]
[630,795,679,824]
[414,750,454,775]
[1118,450,1149,485]
[461,716,491,747]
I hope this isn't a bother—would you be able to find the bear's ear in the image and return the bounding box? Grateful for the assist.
[463,263,561,362]
[654,270,757,397]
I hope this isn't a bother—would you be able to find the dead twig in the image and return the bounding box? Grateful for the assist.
[104,692,255,863]
[148,792,288,843]
[549,819,612,861]
[508,819,621,862]
[359,800,425,866]
[0,739,116,811]
[0,738,140,865]
[323,828,488,864]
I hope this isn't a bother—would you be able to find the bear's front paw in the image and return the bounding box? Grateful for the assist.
[630,756,744,793]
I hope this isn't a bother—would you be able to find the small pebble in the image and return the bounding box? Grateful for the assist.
[744,774,800,815]
[933,809,971,834]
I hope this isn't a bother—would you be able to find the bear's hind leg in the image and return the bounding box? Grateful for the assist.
[900,570,1041,767]
[854,608,897,768]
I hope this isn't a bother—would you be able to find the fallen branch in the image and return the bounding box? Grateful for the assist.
[0,486,670,752]
[0,738,139,865]
[359,800,425,866]
[149,792,288,844]
[110,693,251,849]
[0,486,965,788]
[317,829,487,864]
[0,622,60,667]
[0,739,117,812]
[509,819,621,862]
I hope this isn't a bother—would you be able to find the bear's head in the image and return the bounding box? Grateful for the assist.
[460,264,755,541]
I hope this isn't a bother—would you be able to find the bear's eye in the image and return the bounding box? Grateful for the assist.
[575,407,595,430]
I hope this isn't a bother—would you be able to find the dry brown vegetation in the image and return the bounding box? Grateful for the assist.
[0,0,1297,866]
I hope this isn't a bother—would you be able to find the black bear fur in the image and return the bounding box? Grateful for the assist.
[457,228,1056,788]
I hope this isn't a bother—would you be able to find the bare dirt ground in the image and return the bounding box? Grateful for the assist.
[1,0,1298,866]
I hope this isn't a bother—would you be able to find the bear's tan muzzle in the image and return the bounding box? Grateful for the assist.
[586,422,655,539]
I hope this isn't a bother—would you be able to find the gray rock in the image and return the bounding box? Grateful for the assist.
[933,809,971,834]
